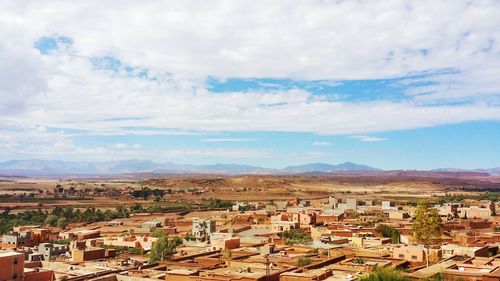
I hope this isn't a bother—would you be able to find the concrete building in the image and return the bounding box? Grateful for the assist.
[326,196,339,209]
[437,203,461,219]
[271,221,299,232]
[292,211,316,227]
[317,212,345,224]
[459,205,492,219]
[192,218,216,241]
[72,248,106,262]
[209,233,240,250]
[346,199,358,210]
[60,229,100,241]
[102,235,158,252]
[388,210,410,219]
[274,201,289,212]
[37,243,69,261]
[382,201,396,210]
[298,200,311,207]
[393,246,426,263]
[141,221,161,232]
[352,235,391,247]
[2,232,33,247]
[0,252,24,281]
[442,244,490,258]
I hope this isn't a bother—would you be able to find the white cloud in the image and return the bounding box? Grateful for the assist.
[312,141,331,146]
[201,138,258,142]
[28,0,498,82]
[113,143,128,149]
[351,135,387,142]
[164,148,271,158]
[290,151,329,158]
[0,0,499,161]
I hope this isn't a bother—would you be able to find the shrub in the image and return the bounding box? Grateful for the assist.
[360,267,407,281]
[297,257,312,267]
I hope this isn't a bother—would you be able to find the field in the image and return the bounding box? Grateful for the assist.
[0,172,499,213]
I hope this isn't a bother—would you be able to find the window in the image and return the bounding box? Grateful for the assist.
[411,255,418,260]
[398,254,404,258]
[13,258,18,265]
[12,273,18,279]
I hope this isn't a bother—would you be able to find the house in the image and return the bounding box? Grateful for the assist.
[310,226,334,242]
[142,221,162,231]
[351,235,391,247]
[102,235,158,252]
[71,241,116,262]
[388,210,410,220]
[0,251,54,281]
[346,199,358,210]
[60,229,100,240]
[275,201,289,212]
[442,244,490,258]
[192,218,216,241]
[292,211,316,227]
[37,243,69,261]
[0,252,24,281]
[272,221,299,233]
[2,232,34,247]
[393,246,426,263]
[382,201,397,210]
[209,232,240,250]
[459,206,492,219]
[317,212,345,224]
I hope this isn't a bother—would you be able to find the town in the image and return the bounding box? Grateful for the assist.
[2,0,500,280]
[1,179,500,281]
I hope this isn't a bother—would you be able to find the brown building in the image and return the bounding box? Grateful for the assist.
[317,213,344,224]
[72,248,104,262]
[0,252,24,281]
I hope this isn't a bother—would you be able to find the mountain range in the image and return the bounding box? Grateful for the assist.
[0,159,377,176]
[0,159,498,176]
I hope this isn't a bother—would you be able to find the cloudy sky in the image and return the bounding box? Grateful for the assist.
[0,0,499,169]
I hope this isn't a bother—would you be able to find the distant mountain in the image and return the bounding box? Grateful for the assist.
[433,167,500,175]
[0,159,279,176]
[474,167,500,175]
[195,163,277,174]
[283,162,379,173]
[1,159,497,177]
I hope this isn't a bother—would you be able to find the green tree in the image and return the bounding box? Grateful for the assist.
[376,224,400,244]
[412,202,442,267]
[360,267,407,281]
[297,256,312,267]
[390,228,400,244]
[151,229,166,238]
[282,229,312,245]
[56,217,68,228]
[44,215,59,226]
[149,234,176,262]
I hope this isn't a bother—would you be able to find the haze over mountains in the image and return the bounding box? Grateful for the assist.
[0,159,377,176]
[0,159,498,176]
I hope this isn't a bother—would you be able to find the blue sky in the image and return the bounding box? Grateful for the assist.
[68,121,500,170]
[1,1,499,170]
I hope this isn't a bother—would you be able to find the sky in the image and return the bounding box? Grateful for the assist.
[0,0,499,170]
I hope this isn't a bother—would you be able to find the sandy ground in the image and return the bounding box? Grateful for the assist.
[0,175,489,212]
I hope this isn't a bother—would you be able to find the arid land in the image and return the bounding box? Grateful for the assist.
[1,172,499,213]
